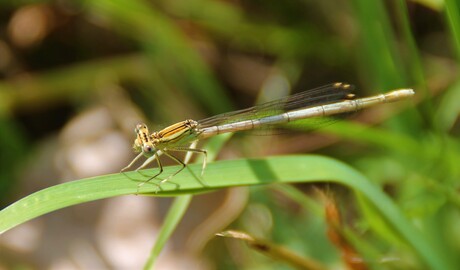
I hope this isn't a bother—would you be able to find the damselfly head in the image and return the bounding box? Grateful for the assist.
[135,123,148,133]
[132,123,154,154]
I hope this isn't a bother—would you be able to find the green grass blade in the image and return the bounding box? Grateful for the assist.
[395,0,427,87]
[0,154,449,269]
[143,195,192,270]
[445,0,460,61]
[352,0,406,88]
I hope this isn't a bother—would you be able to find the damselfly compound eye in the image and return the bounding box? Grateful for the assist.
[143,145,153,153]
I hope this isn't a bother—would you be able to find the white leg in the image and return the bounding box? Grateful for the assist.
[120,152,144,172]
[135,150,163,171]
[170,146,207,176]
[184,141,198,164]
[135,155,156,171]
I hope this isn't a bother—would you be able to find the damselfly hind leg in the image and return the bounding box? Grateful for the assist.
[169,146,208,186]
[172,148,207,174]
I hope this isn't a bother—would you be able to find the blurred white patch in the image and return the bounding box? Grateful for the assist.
[48,240,109,270]
[63,132,128,178]
[68,240,108,270]
[56,106,132,180]
[60,107,114,143]
[0,220,42,252]
[96,196,158,269]
[156,252,212,270]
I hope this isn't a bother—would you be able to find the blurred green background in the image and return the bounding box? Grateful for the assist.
[0,0,459,269]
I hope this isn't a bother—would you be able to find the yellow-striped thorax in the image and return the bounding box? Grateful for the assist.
[133,120,198,157]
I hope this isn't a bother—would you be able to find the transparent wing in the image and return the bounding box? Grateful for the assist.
[197,83,356,131]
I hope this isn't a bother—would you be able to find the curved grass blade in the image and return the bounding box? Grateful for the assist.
[143,195,192,270]
[0,155,448,269]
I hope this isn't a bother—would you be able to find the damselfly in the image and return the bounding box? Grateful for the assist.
[121,82,414,190]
